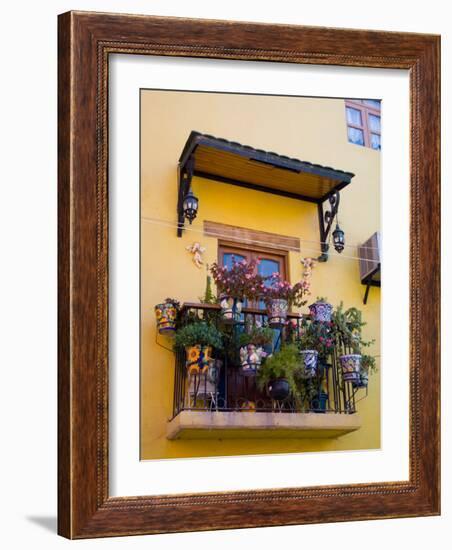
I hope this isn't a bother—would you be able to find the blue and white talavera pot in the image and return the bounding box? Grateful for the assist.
[353,368,369,388]
[220,295,243,324]
[309,301,333,323]
[339,354,362,383]
[267,298,289,328]
[300,350,319,377]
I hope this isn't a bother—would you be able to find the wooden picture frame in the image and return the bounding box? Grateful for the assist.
[58,11,440,538]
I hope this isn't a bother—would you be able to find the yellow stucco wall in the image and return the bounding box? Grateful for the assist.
[141,90,380,460]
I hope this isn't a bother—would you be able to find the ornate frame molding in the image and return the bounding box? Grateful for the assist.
[58,11,440,538]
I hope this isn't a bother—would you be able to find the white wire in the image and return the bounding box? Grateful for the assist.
[141,215,381,263]
[141,215,379,251]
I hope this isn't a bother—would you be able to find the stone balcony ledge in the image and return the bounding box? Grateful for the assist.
[167,410,361,440]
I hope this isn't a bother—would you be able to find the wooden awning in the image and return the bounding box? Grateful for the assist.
[177,131,355,262]
[178,131,354,203]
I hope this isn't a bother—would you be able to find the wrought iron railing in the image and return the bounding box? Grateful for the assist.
[171,303,367,419]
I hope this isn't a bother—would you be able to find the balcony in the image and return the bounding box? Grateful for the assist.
[167,303,366,440]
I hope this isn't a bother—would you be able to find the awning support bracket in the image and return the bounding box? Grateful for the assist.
[317,190,340,262]
[177,157,194,237]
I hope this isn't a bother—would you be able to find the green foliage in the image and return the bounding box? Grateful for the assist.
[361,354,377,373]
[298,318,335,359]
[257,345,301,395]
[332,302,377,372]
[198,272,217,305]
[238,326,274,348]
[174,322,223,350]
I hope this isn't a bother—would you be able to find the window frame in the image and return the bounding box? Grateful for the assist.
[345,99,381,150]
[218,241,288,279]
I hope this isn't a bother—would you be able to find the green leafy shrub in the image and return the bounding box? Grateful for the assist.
[257,345,301,395]
[174,322,223,350]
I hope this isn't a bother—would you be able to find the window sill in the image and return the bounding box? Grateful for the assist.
[167,410,361,440]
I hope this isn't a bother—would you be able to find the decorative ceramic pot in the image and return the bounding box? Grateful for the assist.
[309,301,333,323]
[239,344,266,376]
[268,378,290,400]
[339,354,362,383]
[207,359,222,386]
[300,349,319,377]
[188,359,222,398]
[267,298,289,328]
[219,295,243,324]
[310,391,328,413]
[240,400,256,412]
[185,345,212,376]
[353,369,369,389]
[154,301,178,334]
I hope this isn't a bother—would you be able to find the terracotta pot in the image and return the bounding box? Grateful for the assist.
[239,344,265,376]
[154,301,178,334]
[185,345,212,376]
[300,349,319,377]
[309,301,333,323]
[267,298,289,328]
[219,295,243,324]
[339,354,362,383]
[267,377,290,400]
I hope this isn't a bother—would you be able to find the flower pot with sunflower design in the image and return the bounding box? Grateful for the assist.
[154,301,178,334]
[267,298,289,328]
[339,354,362,383]
[309,301,333,323]
[185,344,212,376]
[300,349,319,378]
[239,344,266,376]
[219,295,243,324]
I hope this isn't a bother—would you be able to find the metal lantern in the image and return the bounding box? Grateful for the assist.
[333,223,345,253]
[182,188,198,224]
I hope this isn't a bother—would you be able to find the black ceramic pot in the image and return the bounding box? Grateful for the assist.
[268,378,290,400]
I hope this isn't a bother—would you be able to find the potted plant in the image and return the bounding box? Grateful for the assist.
[174,322,223,376]
[210,258,264,323]
[309,296,333,323]
[355,354,377,388]
[257,344,300,400]
[154,298,180,334]
[310,391,329,413]
[262,273,309,328]
[298,317,335,377]
[237,326,274,376]
[188,358,222,409]
[332,303,376,385]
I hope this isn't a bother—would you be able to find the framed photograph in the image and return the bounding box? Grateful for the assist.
[58,11,440,538]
